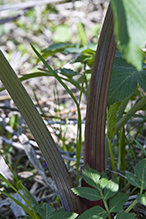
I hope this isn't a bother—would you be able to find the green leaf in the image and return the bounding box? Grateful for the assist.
[108,57,146,106]
[49,209,78,219]
[0,174,33,209]
[111,0,146,70]
[41,43,75,58]
[116,212,136,219]
[0,190,35,218]
[59,68,77,78]
[43,43,73,52]
[82,48,96,55]
[72,53,94,67]
[64,46,85,54]
[20,72,52,81]
[107,102,121,140]
[77,206,108,219]
[72,187,102,201]
[109,193,128,213]
[104,179,119,200]
[108,57,137,106]
[0,48,80,212]
[129,135,146,156]
[20,183,38,207]
[98,176,109,190]
[32,46,82,189]
[34,203,55,219]
[82,164,101,191]
[125,172,140,188]
[134,159,146,190]
[137,192,146,205]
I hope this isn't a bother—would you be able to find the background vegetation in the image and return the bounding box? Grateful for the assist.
[1,0,146,218]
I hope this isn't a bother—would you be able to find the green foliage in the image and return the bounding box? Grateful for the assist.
[41,42,146,109]
[0,173,78,219]
[108,57,146,106]
[72,187,102,201]
[41,43,75,58]
[126,159,146,191]
[129,135,146,156]
[77,206,108,219]
[111,0,146,70]
[116,213,136,219]
[33,203,78,219]
[1,1,146,218]
[3,160,146,218]
[0,174,40,218]
[32,45,82,182]
[72,160,146,218]
[107,102,121,140]
[72,163,145,218]
[41,42,96,68]
[109,193,128,213]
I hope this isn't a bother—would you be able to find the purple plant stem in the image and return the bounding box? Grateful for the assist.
[82,3,117,210]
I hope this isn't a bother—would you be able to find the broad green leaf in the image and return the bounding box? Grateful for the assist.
[104,179,119,200]
[49,209,78,219]
[134,159,146,190]
[115,50,123,58]
[34,203,55,219]
[108,57,146,106]
[72,187,102,201]
[116,212,136,219]
[77,206,108,219]
[109,193,128,213]
[111,0,146,70]
[108,57,136,106]
[82,164,101,191]
[107,102,121,140]
[137,192,146,205]
[98,177,109,190]
[125,172,140,188]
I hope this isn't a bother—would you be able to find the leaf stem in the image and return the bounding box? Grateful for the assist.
[108,139,116,177]
[102,198,111,219]
[125,199,138,213]
[116,96,146,132]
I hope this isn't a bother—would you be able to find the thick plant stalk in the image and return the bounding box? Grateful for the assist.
[82,4,117,211]
[0,51,82,213]
[84,4,117,173]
